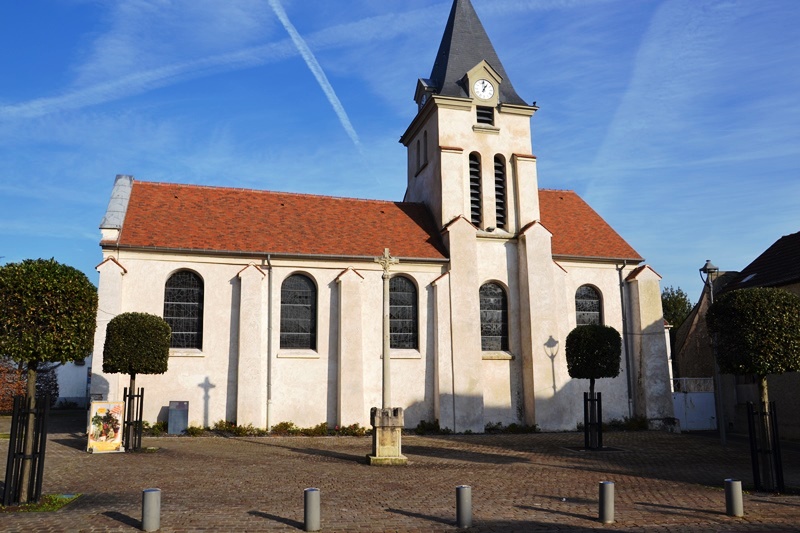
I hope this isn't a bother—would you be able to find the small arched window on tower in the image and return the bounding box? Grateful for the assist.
[423,130,428,165]
[575,285,602,326]
[494,155,506,230]
[480,282,508,351]
[390,276,418,350]
[469,152,482,226]
[163,270,204,349]
[280,274,317,350]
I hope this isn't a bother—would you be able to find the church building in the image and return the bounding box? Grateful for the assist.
[91,0,673,433]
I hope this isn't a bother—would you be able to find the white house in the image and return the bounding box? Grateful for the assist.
[89,0,673,433]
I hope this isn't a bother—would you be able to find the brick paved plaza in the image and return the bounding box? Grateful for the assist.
[1,411,799,532]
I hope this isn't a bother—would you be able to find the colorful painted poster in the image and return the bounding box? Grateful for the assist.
[88,402,124,453]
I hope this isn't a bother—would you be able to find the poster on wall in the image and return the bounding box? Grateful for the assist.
[87,402,125,453]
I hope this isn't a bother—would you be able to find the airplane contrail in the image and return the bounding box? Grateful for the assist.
[267,0,363,153]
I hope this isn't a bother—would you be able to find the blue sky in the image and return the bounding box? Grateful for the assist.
[1,0,798,303]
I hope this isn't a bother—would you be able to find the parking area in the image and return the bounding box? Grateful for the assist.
[1,411,799,532]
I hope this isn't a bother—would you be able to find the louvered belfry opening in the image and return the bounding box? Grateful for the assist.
[476,106,494,125]
[469,152,482,226]
[494,155,506,229]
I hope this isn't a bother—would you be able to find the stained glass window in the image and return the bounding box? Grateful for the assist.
[163,270,204,349]
[280,274,317,350]
[480,282,508,351]
[390,276,418,349]
[576,285,602,326]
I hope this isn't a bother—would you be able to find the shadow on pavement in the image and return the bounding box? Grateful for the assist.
[633,501,723,517]
[518,504,595,522]
[386,507,453,526]
[102,511,140,528]
[248,510,304,529]
[402,444,528,464]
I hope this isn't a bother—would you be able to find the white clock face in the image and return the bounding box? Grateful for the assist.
[473,79,494,100]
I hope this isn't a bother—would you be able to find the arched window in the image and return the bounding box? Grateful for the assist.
[575,285,602,326]
[480,282,508,351]
[390,276,418,349]
[163,270,204,349]
[469,152,482,226]
[494,155,506,229]
[280,274,317,350]
[423,130,429,164]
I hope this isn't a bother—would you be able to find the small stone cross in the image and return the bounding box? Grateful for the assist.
[374,248,399,275]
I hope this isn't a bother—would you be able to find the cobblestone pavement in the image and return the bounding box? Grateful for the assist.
[1,412,799,532]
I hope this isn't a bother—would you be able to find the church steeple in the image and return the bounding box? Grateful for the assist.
[429,0,526,106]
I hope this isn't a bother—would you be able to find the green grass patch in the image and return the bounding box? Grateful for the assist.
[0,433,10,440]
[0,493,80,513]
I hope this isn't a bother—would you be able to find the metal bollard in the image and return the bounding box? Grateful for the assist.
[725,479,743,517]
[599,481,614,524]
[141,488,161,532]
[456,485,472,528]
[304,488,321,532]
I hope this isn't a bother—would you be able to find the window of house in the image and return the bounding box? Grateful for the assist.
[494,155,506,229]
[476,106,494,125]
[575,285,602,326]
[390,276,418,349]
[480,282,508,351]
[280,274,317,350]
[164,270,204,349]
[469,152,482,226]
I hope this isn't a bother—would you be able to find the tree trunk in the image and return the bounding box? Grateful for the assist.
[589,378,598,449]
[757,375,775,491]
[18,362,37,504]
[125,373,136,451]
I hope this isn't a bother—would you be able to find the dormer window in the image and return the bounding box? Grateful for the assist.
[476,106,494,125]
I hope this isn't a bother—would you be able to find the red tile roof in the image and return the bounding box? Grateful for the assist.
[539,189,642,261]
[113,182,449,260]
[108,181,641,263]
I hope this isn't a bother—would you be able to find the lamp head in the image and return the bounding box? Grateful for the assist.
[699,259,719,275]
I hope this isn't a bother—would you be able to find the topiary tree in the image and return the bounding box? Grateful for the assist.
[566,324,622,397]
[706,287,800,405]
[0,258,97,503]
[103,312,170,448]
[566,324,622,449]
[706,287,800,491]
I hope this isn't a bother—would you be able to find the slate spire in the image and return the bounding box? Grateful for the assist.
[429,0,526,105]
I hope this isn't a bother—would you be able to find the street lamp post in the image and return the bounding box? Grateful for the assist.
[700,259,726,446]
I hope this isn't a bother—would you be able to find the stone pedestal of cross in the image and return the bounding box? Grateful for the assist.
[367,248,407,466]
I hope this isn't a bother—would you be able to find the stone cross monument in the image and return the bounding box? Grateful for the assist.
[367,248,408,465]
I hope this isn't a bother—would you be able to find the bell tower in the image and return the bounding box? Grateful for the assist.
[401,0,540,236]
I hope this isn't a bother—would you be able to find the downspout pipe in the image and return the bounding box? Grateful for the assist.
[617,261,634,418]
[266,255,273,431]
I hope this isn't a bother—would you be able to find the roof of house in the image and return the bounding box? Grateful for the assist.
[723,231,800,291]
[428,0,527,106]
[102,179,642,264]
[538,189,643,261]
